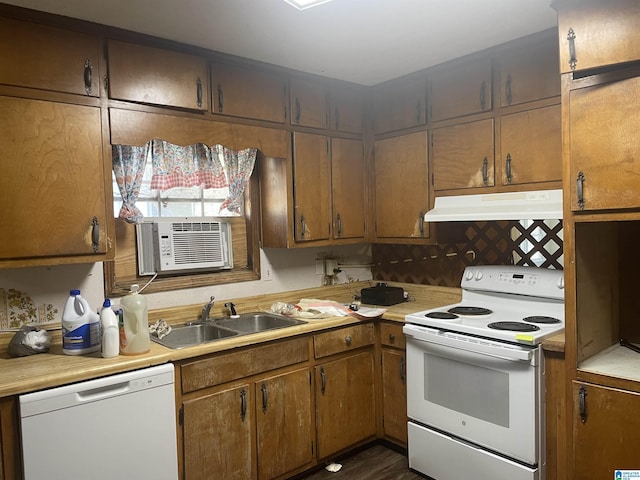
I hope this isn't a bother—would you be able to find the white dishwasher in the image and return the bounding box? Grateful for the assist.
[19,363,178,480]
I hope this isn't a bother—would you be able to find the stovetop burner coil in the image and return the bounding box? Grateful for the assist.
[448,306,493,316]
[425,311,459,320]
[488,321,540,332]
[522,315,561,324]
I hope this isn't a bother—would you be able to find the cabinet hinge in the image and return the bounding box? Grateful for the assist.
[431,173,434,186]
[178,406,184,426]
[311,441,314,456]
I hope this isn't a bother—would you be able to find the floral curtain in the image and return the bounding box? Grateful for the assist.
[217,145,258,214]
[112,139,257,223]
[112,143,150,223]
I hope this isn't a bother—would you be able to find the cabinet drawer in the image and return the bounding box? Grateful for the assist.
[181,337,309,393]
[380,322,406,349]
[314,323,375,358]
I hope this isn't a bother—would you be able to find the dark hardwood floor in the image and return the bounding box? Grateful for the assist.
[297,444,426,480]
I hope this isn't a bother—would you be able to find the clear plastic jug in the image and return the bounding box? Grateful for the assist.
[119,284,150,355]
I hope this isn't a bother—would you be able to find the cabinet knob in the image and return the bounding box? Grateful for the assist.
[345,335,352,346]
[389,333,395,343]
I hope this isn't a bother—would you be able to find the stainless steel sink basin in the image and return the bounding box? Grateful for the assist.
[151,312,307,349]
[214,312,307,333]
[151,322,238,349]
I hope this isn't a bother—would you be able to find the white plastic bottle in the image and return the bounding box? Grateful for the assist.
[119,284,151,355]
[100,298,120,358]
[62,289,100,355]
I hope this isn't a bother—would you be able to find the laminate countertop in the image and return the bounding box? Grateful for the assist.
[0,282,463,398]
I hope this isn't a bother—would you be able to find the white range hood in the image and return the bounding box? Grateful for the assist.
[424,189,563,222]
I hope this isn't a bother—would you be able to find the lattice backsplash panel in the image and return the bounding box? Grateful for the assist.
[371,220,563,287]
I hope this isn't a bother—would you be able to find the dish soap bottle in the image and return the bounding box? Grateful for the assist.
[62,289,100,355]
[119,284,151,355]
[100,299,120,358]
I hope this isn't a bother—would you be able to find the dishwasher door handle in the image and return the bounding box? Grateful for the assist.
[76,381,131,403]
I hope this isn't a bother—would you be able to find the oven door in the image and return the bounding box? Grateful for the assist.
[403,324,541,466]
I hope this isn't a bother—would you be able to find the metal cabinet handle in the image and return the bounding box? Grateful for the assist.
[261,383,268,414]
[216,84,223,112]
[482,157,489,186]
[506,153,512,184]
[320,367,326,396]
[418,211,425,237]
[579,384,587,423]
[345,335,352,346]
[480,80,486,110]
[300,215,306,239]
[240,388,247,422]
[83,59,93,95]
[577,171,585,210]
[389,333,395,343]
[400,356,406,385]
[196,77,203,109]
[567,28,577,71]
[505,73,512,106]
[336,213,342,237]
[295,97,301,124]
[91,216,99,253]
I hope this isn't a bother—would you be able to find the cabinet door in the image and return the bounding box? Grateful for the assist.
[500,105,562,186]
[0,17,100,96]
[290,77,328,129]
[382,349,407,445]
[331,138,365,240]
[293,132,331,242]
[372,76,426,134]
[107,39,208,110]
[315,351,376,459]
[0,397,20,480]
[182,384,255,480]
[432,118,495,191]
[569,75,640,211]
[256,368,313,480]
[212,62,286,122]
[497,34,560,107]
[430,57,492,121]
[373,132,430,240]
[573,382,640,477]
[0,96,108,261]
[557,0,640,74]
[330,84,363,133]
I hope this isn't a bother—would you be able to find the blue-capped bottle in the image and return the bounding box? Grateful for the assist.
[62,289,100,355]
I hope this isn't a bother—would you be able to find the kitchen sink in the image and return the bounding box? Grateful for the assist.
[151,312,307,349]
[151,322,238,349]
[214,312,307,333]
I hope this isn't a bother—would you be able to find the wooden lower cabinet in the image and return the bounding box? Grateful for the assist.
[572,381,640,478]
[0,396,21,480]
[380,322,407,446]
[315,350,376,459]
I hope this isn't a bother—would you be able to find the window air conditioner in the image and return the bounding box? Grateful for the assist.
[136,218,233,275]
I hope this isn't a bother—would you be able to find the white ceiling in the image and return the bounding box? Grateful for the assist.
[2,0,559,85]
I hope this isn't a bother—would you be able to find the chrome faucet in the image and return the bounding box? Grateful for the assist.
[201,296,215,321]
[224,302,239,317]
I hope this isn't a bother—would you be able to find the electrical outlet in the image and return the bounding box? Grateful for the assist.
[262,257,273,281]
[315,259,325,275]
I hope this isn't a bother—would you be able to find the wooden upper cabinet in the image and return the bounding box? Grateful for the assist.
[0,16,100,96]
[212,62,286,123]
[293,132,331,242]
[329,84,363,133]
[0,96,109,263]
[499,105,561,186]
[569,74,640,212]
[556,0,640,74]
[107,39,208,110]
[497,33,560,107]
[373,132,430,241]
[290,77,328,129]
[432,118,495,191]
[430,57,492,122]
[331,138,365,240]
[372,76,426,134]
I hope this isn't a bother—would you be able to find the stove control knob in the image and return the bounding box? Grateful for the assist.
[556,276,565,289]
[475,271,483,280]
[465,270,474,281]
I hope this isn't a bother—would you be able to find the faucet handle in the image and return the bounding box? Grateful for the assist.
[224,302,239,318]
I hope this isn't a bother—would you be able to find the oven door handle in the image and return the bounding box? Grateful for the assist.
[404,325,534,362]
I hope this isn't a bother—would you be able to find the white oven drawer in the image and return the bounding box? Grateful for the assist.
[408,422,539,480]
